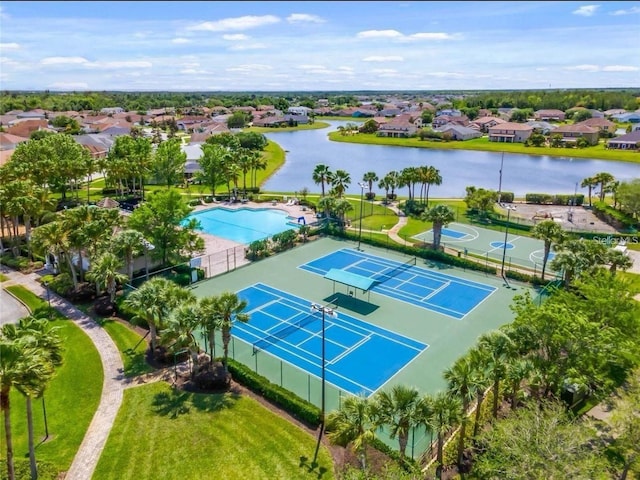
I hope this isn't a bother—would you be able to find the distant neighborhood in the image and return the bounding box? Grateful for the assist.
[2,93,640,170]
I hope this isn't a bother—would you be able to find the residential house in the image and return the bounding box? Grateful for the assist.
[534,109,566,121]
[525,121,557,135]
[176,116,211,132]
[181,144,204,178]
[0,132,29,151]
[189,123,230,144]
[612,112,640,123]
[432,114,469,128]
[606,130,640,150]
[252,116,289,127]
[100,107,124,115]
[287,106,312,116]
[551,124,599,145]
[16,110,47,120]
[6,119,49,138]
[469,116,505,133]
[604,109,627,117]
[74,134,115,158]
[588,109,605,119]
[377,114,419,138]
[436,124,482,141]
[488,122,533,143]
[379,108,403,117]
[575,117,616,134]
[497,107,517,120]
[435,108,462,117]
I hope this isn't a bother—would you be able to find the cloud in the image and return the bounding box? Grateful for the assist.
[187,15,280,32]
[41,56,89,65]
[298,64,326,70]
[610,6,640,15]
[371,68,397,74]
[0,43,20,50]
[172,38,191,44]
[362,56,404,62]
[357,30,403,39]
[48,82,89,90]
[602,65,639,72]
[405,32,462,41]
[572,5,600,16]
[564,64,599,71]
[287,13,325,24]
[40,57,152,69]
[0,6,9,20]
[226,64,273,72]
[427,72,465,78]
[222,34,249,41]
[228,43,267,51]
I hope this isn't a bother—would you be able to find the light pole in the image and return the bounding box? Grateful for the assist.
[310,301,338,463]
[357,181,367,251]
[500,205,516,278]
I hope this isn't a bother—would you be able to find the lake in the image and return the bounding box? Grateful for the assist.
[262,121,640,198]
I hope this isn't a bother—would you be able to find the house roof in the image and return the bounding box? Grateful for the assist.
[0,132,29,150]
[553,124,598,134]
[607,130,640,144]
[576,118,615,128]
[488,122,533,132]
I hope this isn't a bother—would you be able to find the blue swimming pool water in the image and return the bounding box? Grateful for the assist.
[184,207,301,244]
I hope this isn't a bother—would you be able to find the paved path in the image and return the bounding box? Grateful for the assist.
[0,287,29,325]
[1,266,125,480]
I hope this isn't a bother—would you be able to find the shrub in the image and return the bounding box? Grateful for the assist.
[498,191,514,203]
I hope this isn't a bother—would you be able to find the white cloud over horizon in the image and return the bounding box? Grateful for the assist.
[572,5,600,16]
[187,15,280,32]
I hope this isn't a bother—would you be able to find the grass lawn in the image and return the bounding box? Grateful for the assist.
[99,319,153,377]
[0,272,9,282]
[619,271,640,295]
[1,318,103,473]
[327,131,640,164]
[93,382,335,480]
[1,286,103,473]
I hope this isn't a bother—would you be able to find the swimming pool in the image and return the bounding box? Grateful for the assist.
[184,207,301,244]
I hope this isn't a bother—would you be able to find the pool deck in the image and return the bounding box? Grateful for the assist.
[191,199,318,256]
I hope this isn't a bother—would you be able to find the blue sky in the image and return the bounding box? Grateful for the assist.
[1,1,639,91]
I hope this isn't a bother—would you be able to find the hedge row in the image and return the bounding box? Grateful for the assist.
[525,193,585,206]
[226,358,322,426]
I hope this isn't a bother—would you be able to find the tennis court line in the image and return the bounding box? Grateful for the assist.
[487,235,524,254]
[422,280,451,302]
[326,333,373,366]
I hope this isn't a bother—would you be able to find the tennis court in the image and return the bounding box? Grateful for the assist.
[412,222,554,271]
[234,282,428,397]
[299,248,496,320]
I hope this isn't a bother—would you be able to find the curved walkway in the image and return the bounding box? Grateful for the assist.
[1,267,125,480]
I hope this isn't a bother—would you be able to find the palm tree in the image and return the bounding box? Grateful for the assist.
[312,164,332,197]
[378,177,391,202]
[123,277,183,353]
[423,166,442,207]
[421,205,456,250]
[371,384,421,459]
[87,252,128,304]
[362,171,378,197]
[467,348,491,438]
[112,229,145,281]
[505,358,533,409]
[429,391,462,479]
[199,296,220,359]
[530,219,565,280]
[161,301,202,377]
[333,198,354,226]
[326,395,377,470]
[444,355,481,467]
[30,221,78,290]
[593,171,615,203]
[477,330,514,419]
[580,176,598,207]
[331,169,351,198]
[606,248,633,274]
[213,292,250,372]
[4,317,63,480]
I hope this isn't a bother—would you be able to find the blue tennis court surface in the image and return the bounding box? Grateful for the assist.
[234,283,428,397]
[300,249,496,319]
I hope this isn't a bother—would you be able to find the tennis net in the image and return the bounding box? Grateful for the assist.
[253,314,319,353]
[373,257,417,284]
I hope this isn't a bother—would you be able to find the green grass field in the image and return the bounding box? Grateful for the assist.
[245,121,331,133]
[99,319,153,377]
[93,382,335,480]
[327,130,640,164]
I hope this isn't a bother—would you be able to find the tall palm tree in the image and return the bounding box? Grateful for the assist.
[593,171,615,203]
[86,252,128,304]
[326,395,377,470]
[467,348,491,438]
[580,176,598,207]
[213,292,249,372]
[477,330,514,419]
[429,391,462,479]
[530,219,565,280]
[30,221,78,290]
[362,171,378,197]
[423,166,442,207]
[317,195,336,220]
[112,229,146,281]
[444,355,481,468]
[371,384,421,459]
[331,169,351,198]
[4,317,63,480]
[199,296,220,359]
[421,205,456,250]
[161,301,202,377]
[312,164,332,197]
[505,358,533,409]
